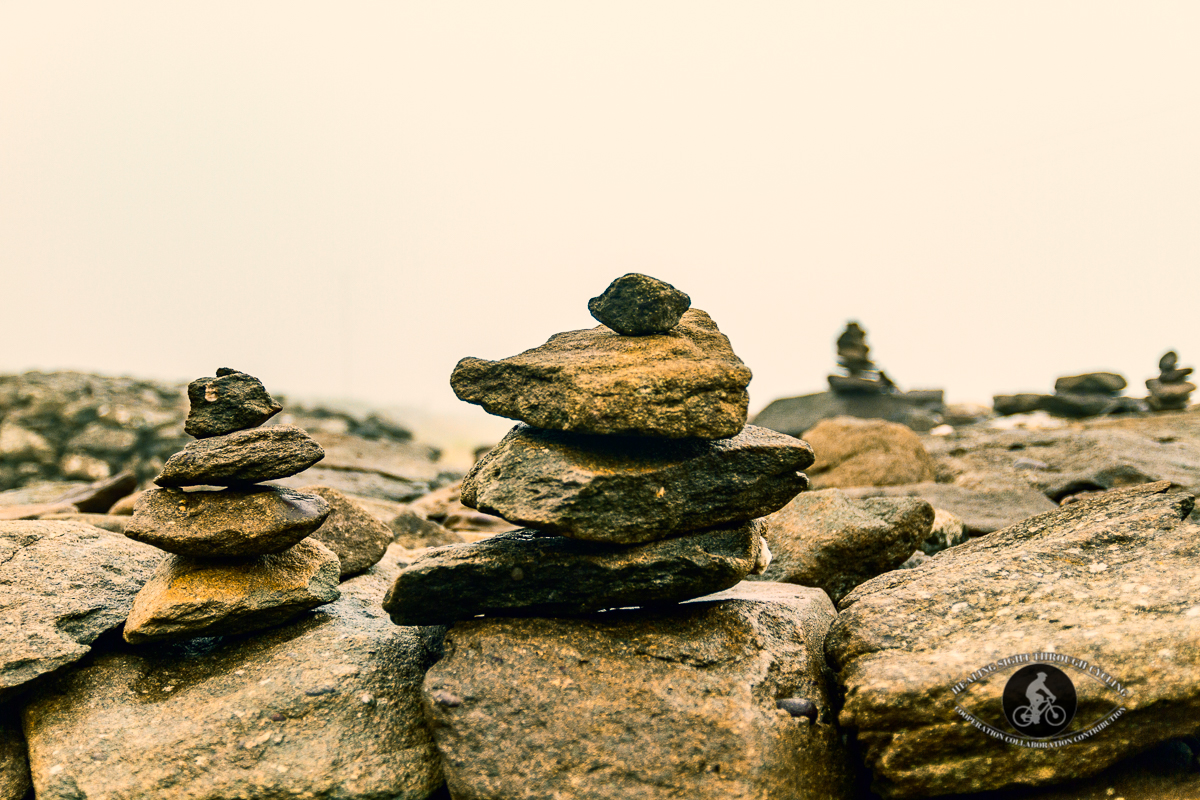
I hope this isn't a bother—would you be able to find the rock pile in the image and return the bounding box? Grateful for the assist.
[828,321,896,395]
[1147,350,1195,411]
[121,369,341,643]
[387,274,815,623]
[996,370,1144,418]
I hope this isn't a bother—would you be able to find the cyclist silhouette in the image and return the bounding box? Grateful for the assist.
[1013,671,1066,728]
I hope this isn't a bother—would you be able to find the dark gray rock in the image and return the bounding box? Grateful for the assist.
[22,555,445,800]
[841,482,1059,535]
[752,390,943,435]
[749,489,934,603]
[1054,372,1127,395]
[184,369,283,438]
[586,273,691,336]
[826,483,1199,798]
[123,539,341,643]
[0,709,30,800]
[299,486,394,578]
[0,521,162,702]
[450,309,752,439]
[423,582,853,800]
[155,425,324,487]
[992,393,1045,416]
[382,521,768,625]
[124,486,331,557]
[461,423,813,543]
[1042,392,1121,418]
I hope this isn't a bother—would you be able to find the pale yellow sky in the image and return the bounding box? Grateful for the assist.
[2,3,1197,424]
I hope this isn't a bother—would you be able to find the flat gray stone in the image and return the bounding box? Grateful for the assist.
[748,489,933,603]
[184,369,283,438]
[383,521,767,625]
[23,557,445,800]
[1054,372,1127,395]
[123,539,341,643]
[826,483,1199,797]
[450,308,752,439]
[586,273,691,335]
[462,423,812,543]
[299,486,394,578]
[0,521,162,703]
[155,425,324,488]
[424,582,853,800]
[124,486,331,557]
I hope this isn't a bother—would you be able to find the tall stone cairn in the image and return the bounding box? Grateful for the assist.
[828,321,896,395]
[121,368,341,643]
[383,273,817,623]
[1147,351,1195,411]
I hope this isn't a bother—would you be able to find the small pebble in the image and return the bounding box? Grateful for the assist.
[776,697,818,722]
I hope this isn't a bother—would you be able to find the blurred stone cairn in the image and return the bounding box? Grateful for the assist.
[828,321,897,396]
[121,368,341,642]
[381,274,850,797]
[1147,350,1195,411]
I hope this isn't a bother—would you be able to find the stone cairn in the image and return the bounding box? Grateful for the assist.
[828,321,896,395]
[1042,371,1131,418]
[382,273,816,625]
[1147,351,1195,411]
[121,368,341,643]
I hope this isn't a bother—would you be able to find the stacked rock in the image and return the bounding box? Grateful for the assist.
[1147,351,1195,411]
[383,273,816,624]
[828,321,897,395]
[1043,371,1130,418]
[122,368,341,643]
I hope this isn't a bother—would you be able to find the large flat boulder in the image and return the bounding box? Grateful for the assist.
[450,308,752,439]
[749,489,933,603]
[825,482,1199,798]
[0,521,162,702]
[461,423,812,543]
[383,521,767,625]
[752,390,944,435]
[22,554,445,800]
[422,582,853,800]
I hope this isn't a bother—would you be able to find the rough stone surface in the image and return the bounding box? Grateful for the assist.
[826,483,1199,798]
[749,489,934,603]
[271,430,452,503]
[22,555,445,800]
[802,416,937,488]
[389,509,468,549]
[423,581,852,800]
[0,709,30,800]
[184,370,283,438]
[461,423,813,543]
[124,486,331,557]
[1054,372,1127,395]
[450,308,752,439]
[37,512,129,534]
[753,390,944,435]
[0,521,162,702]
[920,507,967,555]
[300,485,394,578]
[586,273,691,336]
[155,425,324,487]
[123,539,341,643]
[842,482,1059,536]
[383,521,767,625]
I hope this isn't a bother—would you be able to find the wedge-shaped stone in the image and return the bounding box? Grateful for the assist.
[125,486,331,557]
[0,521,162,703]
[825,483,1199,798]
[587,273,691,335]
[423,582,853,800]
[155,425,323,487]
[450,308,752,439]
[23,558,444,800]
[123,539,341,643]
[383,521,767,625]
[184,368,283,438]
[462,423,813,543]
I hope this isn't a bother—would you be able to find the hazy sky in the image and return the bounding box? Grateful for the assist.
[2,3,1197,425]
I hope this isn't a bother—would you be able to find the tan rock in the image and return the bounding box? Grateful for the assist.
[802,416,936,488]
[299,486,394,577]
[123,539,341,643]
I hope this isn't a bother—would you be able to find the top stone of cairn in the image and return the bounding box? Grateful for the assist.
[587,273,691,336]
[185,367,283,438]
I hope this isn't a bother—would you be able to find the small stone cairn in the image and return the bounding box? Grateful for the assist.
[828,321,897,396]
[1043,371,1131,418]
[1147,351,1195,411]
[383,273,817,624]
[122,368,341,643]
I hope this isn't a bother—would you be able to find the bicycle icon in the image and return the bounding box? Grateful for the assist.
[1012,699,1067,728]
